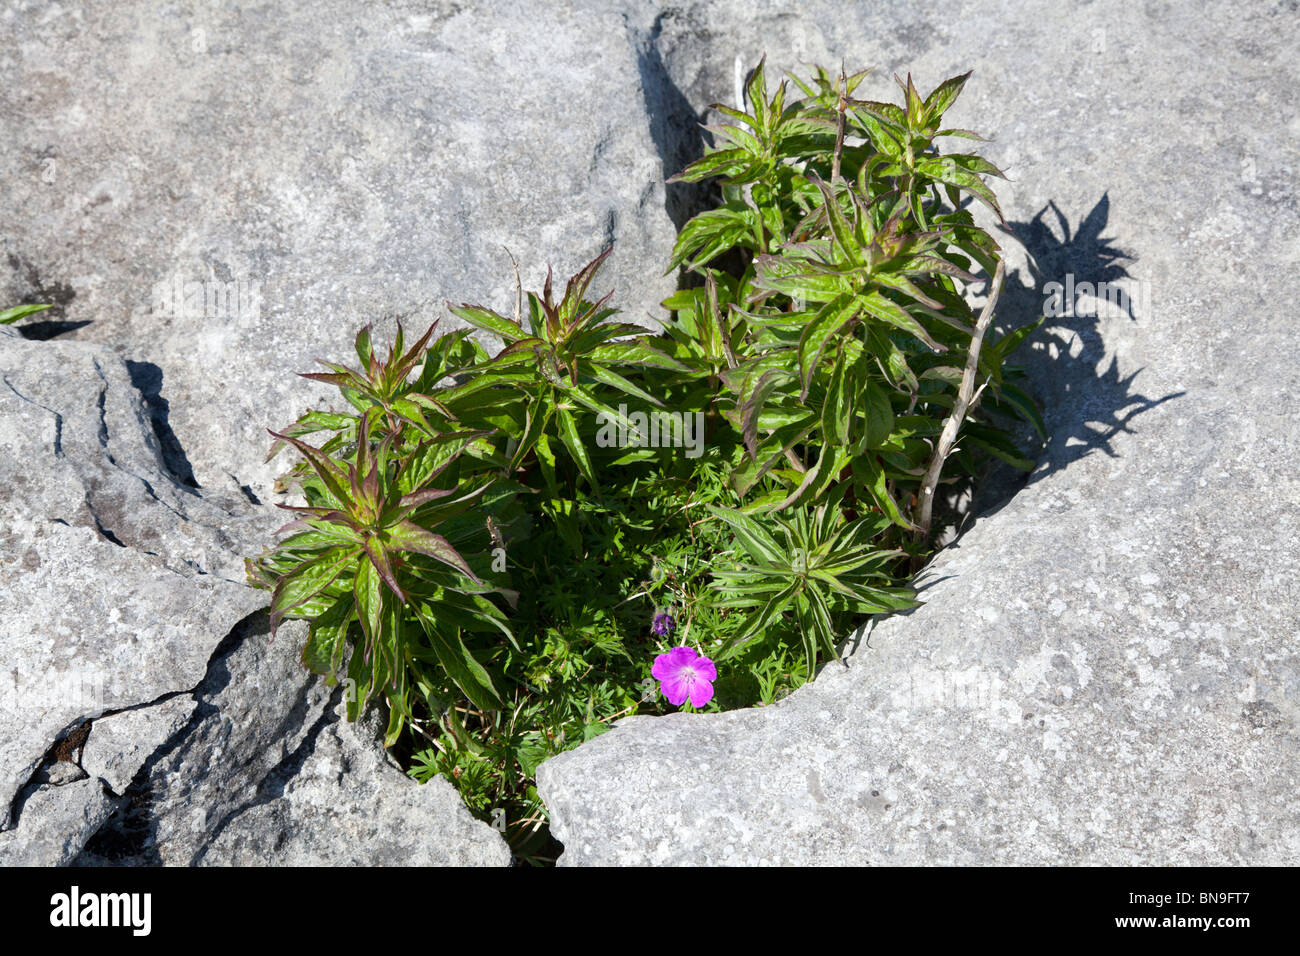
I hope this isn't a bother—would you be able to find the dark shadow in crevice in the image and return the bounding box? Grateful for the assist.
[6,253,83,339]
[72,610,266,865]
[17,319,91,340]
[188,682,342,866]
[629,10,718,235]
[126,360,200,490]
[3,719,92,831]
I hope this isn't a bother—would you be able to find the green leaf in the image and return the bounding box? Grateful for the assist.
[740,367,797,457]
[558,247,613,327]
[807,174,864,267]
[588,338,691,372]
[914,156,1004,222]
[987,317,1044,365]
[415,607,504,711]
[821,351,852,447]
[852,455,915,530]
[448,302,524,343]
[861,379,895,450]
[386,519,480,583]
[301,595,354,676]
[804,585,840,663]
[797,292,856,399]
[668,147,750,184]
[961,430,1037,471]
[557,405,598,489]
[667,206,756,272]
[0,303,52,325]
[580,360,665,408]
[353,554,383,648]
[858,290,945,353]
[716,578,800,661]
[268,431,353,508]
[991,381,1046,440]
[922,71,972,122]
[706,505,785,565]
[270,545,358,634]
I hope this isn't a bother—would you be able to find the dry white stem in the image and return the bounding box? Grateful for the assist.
[914,259,1005,539]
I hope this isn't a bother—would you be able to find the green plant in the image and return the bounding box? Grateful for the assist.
[0,303,52,325]
[248,60,1041,863]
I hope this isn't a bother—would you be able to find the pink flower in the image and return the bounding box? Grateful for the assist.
[651,646,717,708]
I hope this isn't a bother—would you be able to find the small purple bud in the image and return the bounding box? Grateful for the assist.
[650,611,676,638]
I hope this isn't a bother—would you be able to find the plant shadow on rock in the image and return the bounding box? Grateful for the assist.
[965,193,1185,524]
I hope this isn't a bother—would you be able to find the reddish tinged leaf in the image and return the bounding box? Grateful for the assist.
[390,322,406,364]
[398,487,456,509]
[393,320,440,382]
[274,503,354,524]
[361,459,380,511]
[266,429,352,506]
[923,70,972,122]
[386,520,481,584]
[566,287,616,339]
[741,368,795,458]
[274,519,317,536]
[355,324,376,371]
[542,264,554,311]
[493,336,548,363]
[245,556,277,590]
[448,302,523,343]
[353,412,379,510]
[361,536,406,601]
[299,371,357,389]
[269,545,358,636]
[560,246,613,326]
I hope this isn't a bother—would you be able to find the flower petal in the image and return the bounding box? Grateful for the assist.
[665,645,698,668]
[660,672,693,706]
[687,675,714,707]
[693,655,717,681]
[651,652,675,681]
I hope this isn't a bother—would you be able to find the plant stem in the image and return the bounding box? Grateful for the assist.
[914,258,1005,540]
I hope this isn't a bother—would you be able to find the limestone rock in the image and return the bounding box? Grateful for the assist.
[536,0,1300,865]
[0,777,114,866]
[81,696,196,796]
[78,617,509,867]
[0,332,267,823]
[1,0,682,498]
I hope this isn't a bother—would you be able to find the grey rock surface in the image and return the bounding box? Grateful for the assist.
[81,696,195,796]
[536,0,1300,863]
[0,331,267,823]
[2,0,681,499]
[77,617,509,867]
[0,332,506,864]
[0,777,114,866]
